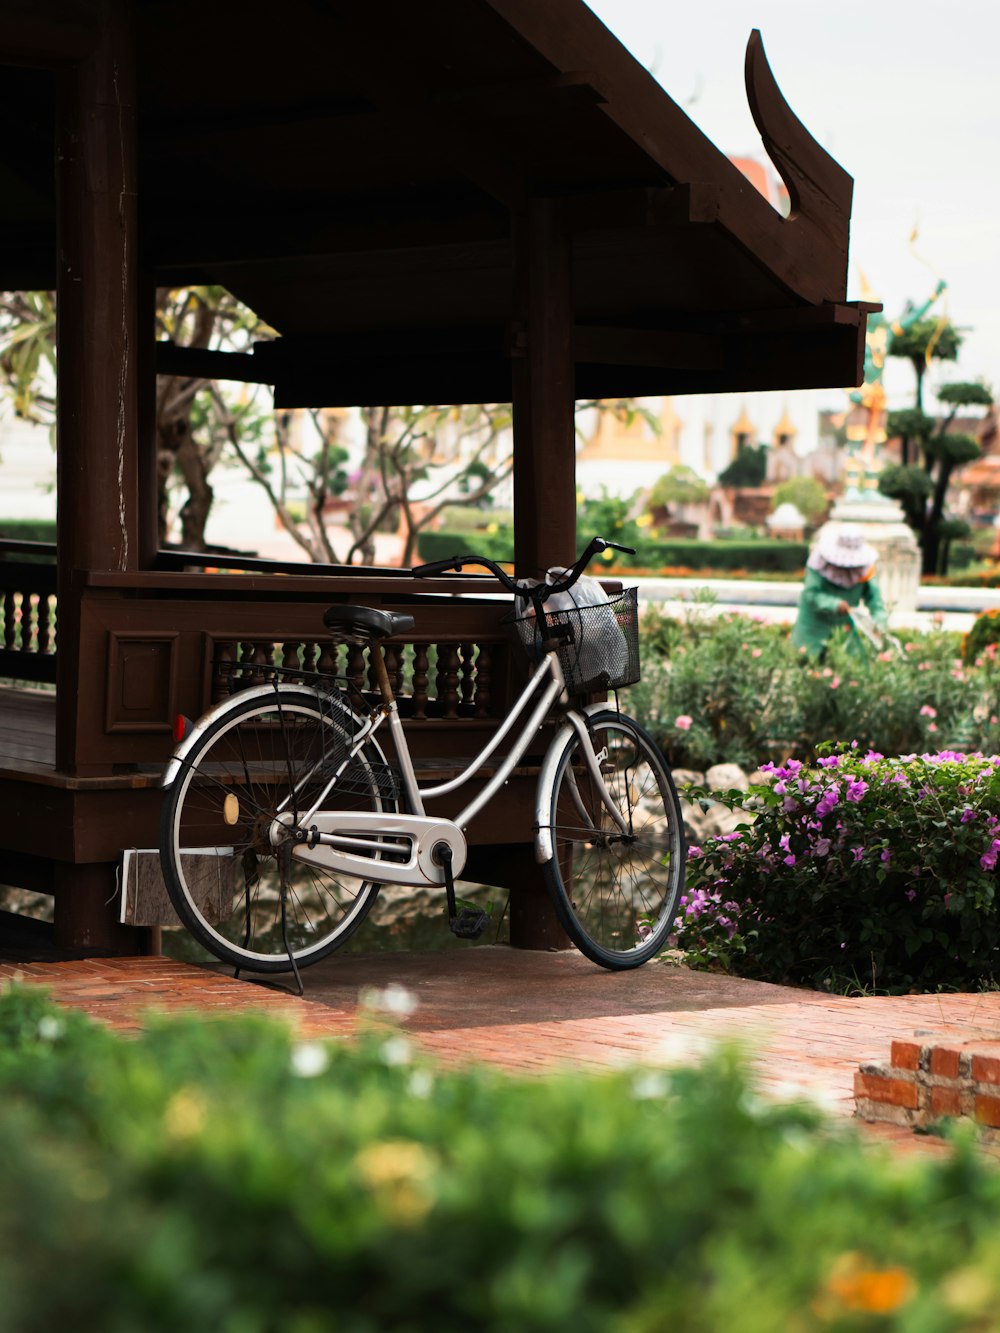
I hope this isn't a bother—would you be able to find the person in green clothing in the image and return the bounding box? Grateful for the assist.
[792,525,887,658]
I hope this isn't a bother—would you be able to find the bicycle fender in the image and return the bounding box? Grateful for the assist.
[534,703,608,865]
[160,684,376,789]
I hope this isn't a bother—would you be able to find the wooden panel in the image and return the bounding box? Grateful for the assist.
[105,632,178,732]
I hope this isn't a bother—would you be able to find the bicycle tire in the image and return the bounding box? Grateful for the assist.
[541,709,685,970]
[160,687,393,972]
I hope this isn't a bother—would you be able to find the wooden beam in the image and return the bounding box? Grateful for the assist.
[573,325,722,371]
[155,342,273,385]
[0,1,99,65]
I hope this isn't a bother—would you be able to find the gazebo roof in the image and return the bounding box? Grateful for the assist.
[1,0,870,404]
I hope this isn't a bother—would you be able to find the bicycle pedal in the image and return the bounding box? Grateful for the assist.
[449,907,491,940]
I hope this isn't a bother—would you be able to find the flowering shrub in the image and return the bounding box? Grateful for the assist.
[962,607,1000,666]
[678,747,1000,993]
[635,610,1000,769]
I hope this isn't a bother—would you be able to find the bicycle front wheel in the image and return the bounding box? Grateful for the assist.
[542,710,685,970]
[160,687,393,973]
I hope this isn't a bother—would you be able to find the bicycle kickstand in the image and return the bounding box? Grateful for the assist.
[434,842,491,941]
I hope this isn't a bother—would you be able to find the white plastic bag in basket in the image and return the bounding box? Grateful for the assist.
[518,567,627,688]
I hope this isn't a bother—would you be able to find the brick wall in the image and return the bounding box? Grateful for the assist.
[855,1034,1000,1142]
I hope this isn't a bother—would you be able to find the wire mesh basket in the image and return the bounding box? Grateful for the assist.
[505,587,640,694]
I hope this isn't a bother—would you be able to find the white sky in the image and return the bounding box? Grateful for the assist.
[588,0,1000,415]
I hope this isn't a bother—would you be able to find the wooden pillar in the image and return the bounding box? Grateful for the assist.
[511,197,577,577]
[55,0,138,773]
[51,0,147,955]
[509,197,576,950]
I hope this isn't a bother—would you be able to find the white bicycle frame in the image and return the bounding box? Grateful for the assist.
[166,641,628,890]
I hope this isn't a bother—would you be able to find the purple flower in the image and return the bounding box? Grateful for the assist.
[905,889,917,902]
[816,784,841,818]
[845,779,868,804]
[783,795,799,813]
[961,808,977,824]
[813,837,831,857]
[773,780,787,795]
[817,756,841,769]
[687,846,704,859]
[851,846,865,863]
[880,849,891,864]
[783,854,797,867]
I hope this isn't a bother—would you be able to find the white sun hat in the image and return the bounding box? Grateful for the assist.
[815,524,878,569]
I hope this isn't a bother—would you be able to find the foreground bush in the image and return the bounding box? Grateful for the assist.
[679,747,1000,993]
[3,986,1000,1331]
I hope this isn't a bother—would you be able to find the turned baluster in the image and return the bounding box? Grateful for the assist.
[37,593,54,657]
[282,640,302,677]
[3,591,17,652]
[316,640,337,676]
[347,645,366,693]
[474,644,492,717]
[412,644,429,720]
[436,642,460,719]
[383,644,402,697]
[459,641,476,713]
[212,642,236,701]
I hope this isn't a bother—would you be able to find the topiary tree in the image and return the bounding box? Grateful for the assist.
[880,375,993,576]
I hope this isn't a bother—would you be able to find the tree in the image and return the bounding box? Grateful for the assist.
[648,464,710,509]
[772,475,828,526]
[0,289,641,567]
[887,316,962,412]
[717,444,767,488]
[879,379,992,575]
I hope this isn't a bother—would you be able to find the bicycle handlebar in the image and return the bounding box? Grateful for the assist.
[410,536,636,600]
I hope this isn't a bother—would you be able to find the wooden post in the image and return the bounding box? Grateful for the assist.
[55,0,139,775]
[512,197,577,577]
[509,197,576,950]
[52,0,147,954]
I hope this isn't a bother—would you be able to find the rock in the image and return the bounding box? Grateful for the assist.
[705,763,750,793]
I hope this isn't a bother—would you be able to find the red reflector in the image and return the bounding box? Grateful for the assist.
[173,714,192,743]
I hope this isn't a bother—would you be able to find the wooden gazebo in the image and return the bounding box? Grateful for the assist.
[0,0,870,956]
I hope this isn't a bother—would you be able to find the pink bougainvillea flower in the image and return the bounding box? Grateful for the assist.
[674,715,693,731]
[928,723,939,733]
[919,705,937,718]
[751,648,762,659]
[830,676,841,689]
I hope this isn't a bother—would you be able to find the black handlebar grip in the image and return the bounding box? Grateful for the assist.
[411,556,463,577]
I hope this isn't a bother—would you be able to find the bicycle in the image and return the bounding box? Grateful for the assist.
[159,536,686,980]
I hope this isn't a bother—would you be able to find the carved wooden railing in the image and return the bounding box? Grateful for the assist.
[212,636,495,720]
[0,545,57,684]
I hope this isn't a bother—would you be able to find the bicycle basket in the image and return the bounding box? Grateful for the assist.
[505,586,640,694]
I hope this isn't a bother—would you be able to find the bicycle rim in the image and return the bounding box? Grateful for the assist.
[543,711,685,969]
[161,689,390,972]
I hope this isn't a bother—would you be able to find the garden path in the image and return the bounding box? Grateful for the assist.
[3,949,998,1159]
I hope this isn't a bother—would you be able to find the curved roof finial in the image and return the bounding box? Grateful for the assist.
[744,29,853,245]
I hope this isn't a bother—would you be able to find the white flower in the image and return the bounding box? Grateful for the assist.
[359,983,419,1018]
[380,1036,413,1067]
[290,1041,331,1078]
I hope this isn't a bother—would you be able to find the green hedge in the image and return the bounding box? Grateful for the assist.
[417,530,515,564]
[3,985,1000,1331]
[418,530,808,573]
[0,519,56,544]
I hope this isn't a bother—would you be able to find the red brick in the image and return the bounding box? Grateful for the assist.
[972,1054,1000,1087]
[930,1086,963,1118]
[854,1070,920,1110]
[929,1046,961,1080]
[890,1040,922,1072]
[975,1094,1000,1129]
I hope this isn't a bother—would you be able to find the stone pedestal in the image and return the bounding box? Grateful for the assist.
[815,495,921,614]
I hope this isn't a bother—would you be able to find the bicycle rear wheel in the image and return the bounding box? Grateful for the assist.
[542,710,685,969]
[160,687,393,972]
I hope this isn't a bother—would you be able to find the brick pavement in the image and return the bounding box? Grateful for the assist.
[3,952,1000,1157]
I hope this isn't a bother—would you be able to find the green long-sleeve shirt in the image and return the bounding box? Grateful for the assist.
[791,566,887,658]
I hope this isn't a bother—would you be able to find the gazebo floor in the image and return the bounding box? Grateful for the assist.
[4,947,999,1160]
